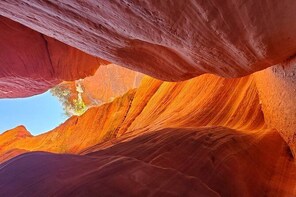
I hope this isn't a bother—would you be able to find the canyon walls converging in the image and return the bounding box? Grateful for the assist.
[0,74,296,196]
[1,0,296,196]
[0,74,266,162]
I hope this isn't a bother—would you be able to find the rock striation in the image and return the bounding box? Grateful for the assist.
[0,127,295,196]
[0,1,296,196]
[0,16,105,98]
[0,73,295,196]
[0,74,266,162]
[1,1,296,80]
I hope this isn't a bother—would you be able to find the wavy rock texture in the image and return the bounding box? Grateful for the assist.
[0,16,104,98]
[0,74,296,196]
[117,74,265,135]
[1,1,296,196]
[0,127,295,196]
[1,1,296,152]
[0,89,136,163]
[1,1,296,80]
[0,74,265,161]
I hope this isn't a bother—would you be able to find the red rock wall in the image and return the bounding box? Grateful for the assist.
[0,1,296,195]
[1,1,296,80]
[0,16,103,98]
[1,2,296,152]
[0,127,295,196]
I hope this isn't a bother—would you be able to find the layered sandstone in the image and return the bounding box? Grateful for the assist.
[0,125,32,147]
[0,126,32,163]
[0,1,296,196]
[1,2,296,150]
[0,16,104,98]
[0,127,295,196]
[0,74,266,162]
[1,1,296,81]
[0,73,296,196]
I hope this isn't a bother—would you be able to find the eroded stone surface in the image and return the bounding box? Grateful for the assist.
[1,1,296,80]
[0,16,103,98]
[0,128,295,196]
[0,74,266,162]
[255,57,296,156]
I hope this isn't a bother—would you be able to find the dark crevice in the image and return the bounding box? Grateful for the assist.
[40,33,55,77]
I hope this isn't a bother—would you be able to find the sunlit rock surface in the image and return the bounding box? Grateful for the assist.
[53,64,143,115]
[1,73,296,196]
[0,74,265,162]
[80,64,143,105]
[0,125,32,148]
[1,1,296,196]
[0,126,32,163]
[1,1,296,80]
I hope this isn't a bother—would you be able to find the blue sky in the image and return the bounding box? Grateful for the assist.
[0,91,68,135]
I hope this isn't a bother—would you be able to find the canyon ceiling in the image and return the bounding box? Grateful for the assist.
[0,0,296,196]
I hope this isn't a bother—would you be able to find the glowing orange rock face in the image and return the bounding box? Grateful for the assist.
[0,89,136,163]
[0,126,32,163]
[0,1,296,195]
[81,64,143,105]
[0,125,32,147]
[57,64,143,107]
[119,74,265,135]
[1,1,296,80]
[0,74,266,162]
[0,74,296,196]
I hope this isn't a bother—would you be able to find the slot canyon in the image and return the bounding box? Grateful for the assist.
[0,1,296,196]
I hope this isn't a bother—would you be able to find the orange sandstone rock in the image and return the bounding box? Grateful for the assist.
[0,125,32,148]
[0,73,295,196]
[0,1,296,195]
[81,64,143,105]
[0,89,136,163]
[0,74,266,162]
[54,64,143,111]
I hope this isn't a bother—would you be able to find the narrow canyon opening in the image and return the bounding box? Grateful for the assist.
[1,1,296,196]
